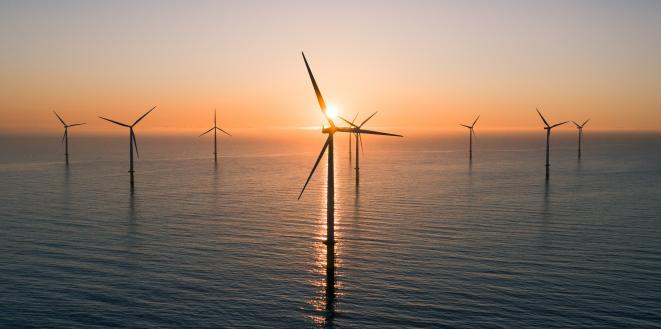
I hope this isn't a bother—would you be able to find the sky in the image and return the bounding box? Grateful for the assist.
[1,0,660,137]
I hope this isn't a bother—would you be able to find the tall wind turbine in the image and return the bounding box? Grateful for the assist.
[339,111,382,184]
[460,115,480,160]
[53,111,85,164]
[536,108,568,179]
[572,119,589,159]
[298,52,402,252]
[199,109,231,163]
[99,106,156,187]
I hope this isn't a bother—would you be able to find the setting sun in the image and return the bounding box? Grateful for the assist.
[326,106,338,119]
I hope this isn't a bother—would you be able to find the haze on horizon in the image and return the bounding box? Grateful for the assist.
[1,0,660,137]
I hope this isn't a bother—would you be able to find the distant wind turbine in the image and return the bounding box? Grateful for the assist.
[536,108,568,179]
[199,109,231,163]
[53,111,85,164]
[298,52,402,252]
[460,115,480,160]
[99,106,156,187]
[339,111,385,185]
[572,119,589,159]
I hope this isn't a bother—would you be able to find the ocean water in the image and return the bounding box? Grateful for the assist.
[1,132,660,328]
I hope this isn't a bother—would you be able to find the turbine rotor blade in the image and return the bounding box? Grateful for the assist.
[351,112,359,124]
[338,116,358,128]
[359,133,365,155]
[536,108,550,127]
[298,136,331,200]
[582,119,590,127]
[550,121,569,128]
[472,115,480,127]
[216,127,232,136]
[68,123,86,127]
[131,129,139,159]
[348,128,403,137]
[301,52,328,115]
[133,106,157,126]
[54,111,67,126]
[62,130,67,144]
[99,116,130,127]
[199,127,214,136]
[471,128,477,139]
[460,124,471,128]
[572,121,580,128]
[359,111,378,128]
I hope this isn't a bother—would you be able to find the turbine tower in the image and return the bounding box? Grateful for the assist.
[53,111,85,164]
[572,119,589,159]
[298,52,402,253]
[99,106,156,187]
[460,115,480,160]
[536,108,567,179]
[339,111,385,185]
[200,109,231,163]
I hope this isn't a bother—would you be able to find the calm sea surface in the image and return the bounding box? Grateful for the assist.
[1,132,660,328]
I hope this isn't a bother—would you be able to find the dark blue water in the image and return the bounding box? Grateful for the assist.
[1,132,660,328]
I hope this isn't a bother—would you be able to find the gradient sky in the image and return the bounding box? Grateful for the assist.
[1,0,660,136]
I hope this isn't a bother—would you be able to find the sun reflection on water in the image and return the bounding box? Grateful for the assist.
[306,154,344,328]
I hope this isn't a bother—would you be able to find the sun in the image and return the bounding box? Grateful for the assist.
[326,106,338,119]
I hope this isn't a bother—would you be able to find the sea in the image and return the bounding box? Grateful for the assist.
[1,131,660,328]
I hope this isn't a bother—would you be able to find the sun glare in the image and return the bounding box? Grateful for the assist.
[327,106,338,119]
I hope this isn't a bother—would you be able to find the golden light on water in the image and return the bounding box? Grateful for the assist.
[306,154,343,326]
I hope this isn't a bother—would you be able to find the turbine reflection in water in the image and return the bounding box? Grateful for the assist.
[308,163,343,328]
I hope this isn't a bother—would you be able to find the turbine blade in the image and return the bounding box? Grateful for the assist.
[133,106,157,126]
[53,111,66,126]
[472,115,480,127]
[471,128,477,139]
[551,121,568,128]
[214,108,217,126]
[351,128,403,137]
[572,121,580,128]
[301,52,328,114]
[216,127,232,136]
[460,124,471,128]
[351,112,359,124]
[61,130,67,144]
[338,116,358,128]
[359,111,378,128]
[298,136,331,200]
[582,119,590,127]
[359,133,365,155]
[68,123,85,127]
[131,130,139,159]
[536,108,550,127]
[199,127,214,136]
[99,116,130,127]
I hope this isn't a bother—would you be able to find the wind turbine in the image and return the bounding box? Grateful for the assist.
[53,111,85,164]
[460,115,480,160]
[536,108,568,179]
[572,119,589,159]
[298,52,402,252]
[339,111,382,184]
[99,106,156,187]
[199,109,231,163]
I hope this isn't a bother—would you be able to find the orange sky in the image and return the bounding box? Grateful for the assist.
[1,1,660,137]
